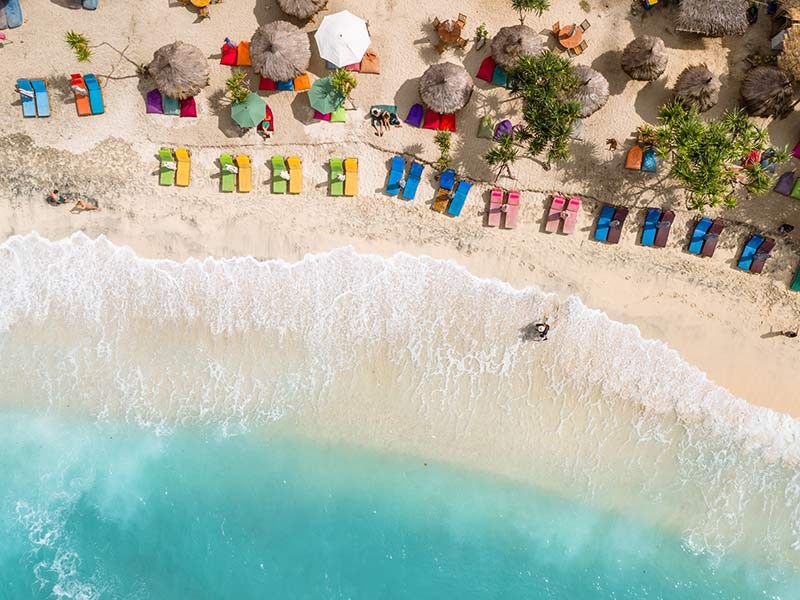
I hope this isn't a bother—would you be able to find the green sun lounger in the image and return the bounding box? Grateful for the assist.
[792,265,800,291]
[272,155,287,194]
[330,158,344,196]
[220,153,235,193]
[159,148,175,186]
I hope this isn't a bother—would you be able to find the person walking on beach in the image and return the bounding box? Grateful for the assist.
[782,326,798,339]
[533,321,550,342]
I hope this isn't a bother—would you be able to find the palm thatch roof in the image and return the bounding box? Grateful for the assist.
[147,41,209,100]
[740,66,794,118]
[250,21,310,81]
[621,36,668,81]
[673,65,720,112]
[779,26,800,80]
[572,65,609,118]
[277,0,327,20]
[490,25,543,70]
[675,0,748,37]
[419,62,474,114]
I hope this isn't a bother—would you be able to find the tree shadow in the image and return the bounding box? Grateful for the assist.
[393,77,421,123]
[253,0,285,26]
[633,77,669,124]
[207,88,246,138]
[592,50,626,96]
[48,0,82,8]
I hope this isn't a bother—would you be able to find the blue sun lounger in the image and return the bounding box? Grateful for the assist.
[84,74,104,115]
[30,80,50,117]
[688,217,712,254]
[594,205,615,241]
[446,180,472,217]
[386,156,404,196]
[402,162,423,200]
[641,207,661,247]
[738,234,765,271]
[439,169,456,191]
[17,79,36,118]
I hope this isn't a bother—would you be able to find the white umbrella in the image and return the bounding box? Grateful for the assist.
[314,10,371,67]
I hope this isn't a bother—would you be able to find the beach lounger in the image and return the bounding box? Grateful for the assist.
[330,158,344,196]
[386,156,405,196]
[163,95,180,116]
[563,196,581,235]
[641,207,661,247]
[478,115,494,139]
[360,48,381,74]
[344,158,358,196]
[313,110,331,121]
[402,162,423,200]
[487,187,503,227]
[330,106,346,123]
[259,77,277,91]
[219,153,235,193]
[750,237,775,273]
[641,147,657,172]
[5,0,22,28]
[83,0,98,8]
[179,97,197,118]
[699,219,725,258]
[625,145,642,170]
[70,74,91,116]
[606,207,629,244]
[220,41,238,65]
[276,79,295,92]
[738,234,765,271]
[406,103,424,127]
[159,148,175,186]
[446,180,472,217]
[146,89,163,114]
[792,266,800,291]
[491,65,507,87]
[594,205,616,242]
[84,74,104,115]
[688,217,712,254]
[422,110,441,130]
[774,171,794,195]
[439,113,456,132]
[653,210,674,248]
[236,154,252,193]
[293,73,311,91]
[287,156,302,194]
[504,190,520,229]
[432,169,456,212]
[236,41,251,66]
[476,56,496,82]
[31,79,49,117]
[272,156,288,194]
[175,148,191,187]
[791,178,800,200]
[545,195,566,233]
[17,79,36,118]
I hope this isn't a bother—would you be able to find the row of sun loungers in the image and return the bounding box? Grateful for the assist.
[545,194,580,234]
[488,188,521,229]
[330,158,358,196]
[386,156,424,200]
[430,169,472,216]
[17,79,49,118]
[159,148,191,187]
[19,76,105,118]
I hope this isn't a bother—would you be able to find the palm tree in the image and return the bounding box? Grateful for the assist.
[331,69,357,107]
[65,30,92,62]
[485,134,519,181]
[434,131,452,172]
[511,0,550,25]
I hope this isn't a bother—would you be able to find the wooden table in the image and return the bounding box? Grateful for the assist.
[433,15,467,52]
[557,24,582,50]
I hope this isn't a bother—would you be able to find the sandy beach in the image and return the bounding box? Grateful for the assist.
[1,0,799,415]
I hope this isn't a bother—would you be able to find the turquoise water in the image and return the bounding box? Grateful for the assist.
[2,409,796,599]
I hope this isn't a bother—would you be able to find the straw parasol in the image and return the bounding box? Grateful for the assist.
[675,0,748,37]
[673,65,720,112]
[250,21,310,82]
[779,26,800,80]
[740,66,794,118]
[147,41,209,100]
[621,36,668,81]
[277,0,327,20]
[490,25,543,70]
[419,62,474,114]
[572,65,609,118]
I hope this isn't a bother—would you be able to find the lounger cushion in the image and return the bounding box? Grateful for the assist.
[439,113,456,132]
[491,65,508,87]
[313,110,331,121]
[293,73,311,91]
[360,48,381,74]
[259,77,277,91]
[476,56,496,82]
[179,97,197,118]
[405,103,424,128]
[276,79,295,91]
[163,95,180,116]
[146,89,164,114]
[221,43,238,66]
[422,110,441,130]
[236,41,251,66]
[774,171,794,195]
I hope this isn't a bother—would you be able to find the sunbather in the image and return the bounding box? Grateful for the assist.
[70,198,100,213]
[783,327,798,338]
[48,190,66,205]
[534,322,550,341]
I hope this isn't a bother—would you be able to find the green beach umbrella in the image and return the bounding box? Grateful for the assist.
[308,77,345,115]
[231,93,267,128]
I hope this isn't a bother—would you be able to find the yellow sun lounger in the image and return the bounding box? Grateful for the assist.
[236,154,252,193]
[175,148,191,187]
[287,156,302,194]
[344,158,358,196]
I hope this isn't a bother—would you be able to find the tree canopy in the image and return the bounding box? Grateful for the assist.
[484,133,519,181]
[650,100,785,210]
[511,0,550,25]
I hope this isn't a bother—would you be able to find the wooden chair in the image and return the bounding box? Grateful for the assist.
[432,17,441,29]
[551,21,560,34]
[456,36,468,48]
[579,19,591,31]
[577,40,588,53]
[434,41,447,53]
[457,13,467,28]
[572,43,583,56]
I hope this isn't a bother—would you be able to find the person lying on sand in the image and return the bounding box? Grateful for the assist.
[48,190,67,206]
[70,199,100,213]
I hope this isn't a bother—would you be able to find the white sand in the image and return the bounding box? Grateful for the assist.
[1,0,799,414]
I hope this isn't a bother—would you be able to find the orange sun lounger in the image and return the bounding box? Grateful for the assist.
[70,73,91,116]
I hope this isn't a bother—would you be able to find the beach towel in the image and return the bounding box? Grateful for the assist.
[738,234,765,271]
[491,65,507,87]
[313,110,331,121]
[562,196,581,235]
[641,147,657,172]
[607,207,629,244]
[258,106,274,132]
[625,145,643,170]
[405,104,423,128]
[71,74,91,116]
[163,95,180,116]
[236,155,252,193]
[219,154,235,193]
[546,195,566,233]
[774,171,794,195]
[504,190,520,229]
[478,115,494,139]
[287,156,302,194]
[750,237,775,274]
[220,42,238,66]
[476,56,496,82]
[439,113,455,132]
[259,77,277,91]
[386,156,405,196]
[487,188,503,227]
[159,148,175,186]
[446,181,472,217]
[688,217,713,254]
[146,89,163,114]
[276,79,295,92]
[641,207,661,247]
[360,48,380,74]
[293,73,311,91]
[236,41,251,66]
[272,156,287,194]
[594,205,615,242]
[344,158,358,196]
[17,79,36,118]
[653,210,674,248]
[422,110,440,130]
[700,220,725,258]
[330,158,344,196]
[84,74,104,115]
[179,97,197,118]
[402,162,423,200]
[31,80,50,118]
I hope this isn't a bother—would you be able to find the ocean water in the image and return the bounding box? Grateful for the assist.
[1,232,800,599]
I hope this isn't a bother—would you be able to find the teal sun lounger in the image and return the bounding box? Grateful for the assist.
[402,162,423,200]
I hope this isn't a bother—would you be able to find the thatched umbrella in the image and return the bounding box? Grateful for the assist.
[147,41,209,100]
[250,21,310,82]
[572,65,609,118]
[740,66,794,118]
[277,0,327,20]
[490,25,543,70]
[621,36,668,81]
[673,65,720,112]
[675,0,748,37]
[779,26,800,80]
[419,62,474,114]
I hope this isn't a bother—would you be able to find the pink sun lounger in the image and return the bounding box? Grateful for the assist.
[487,187,503,227]
[546,195,566,233]
[504,190,520,229]
[562,196,581,235]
